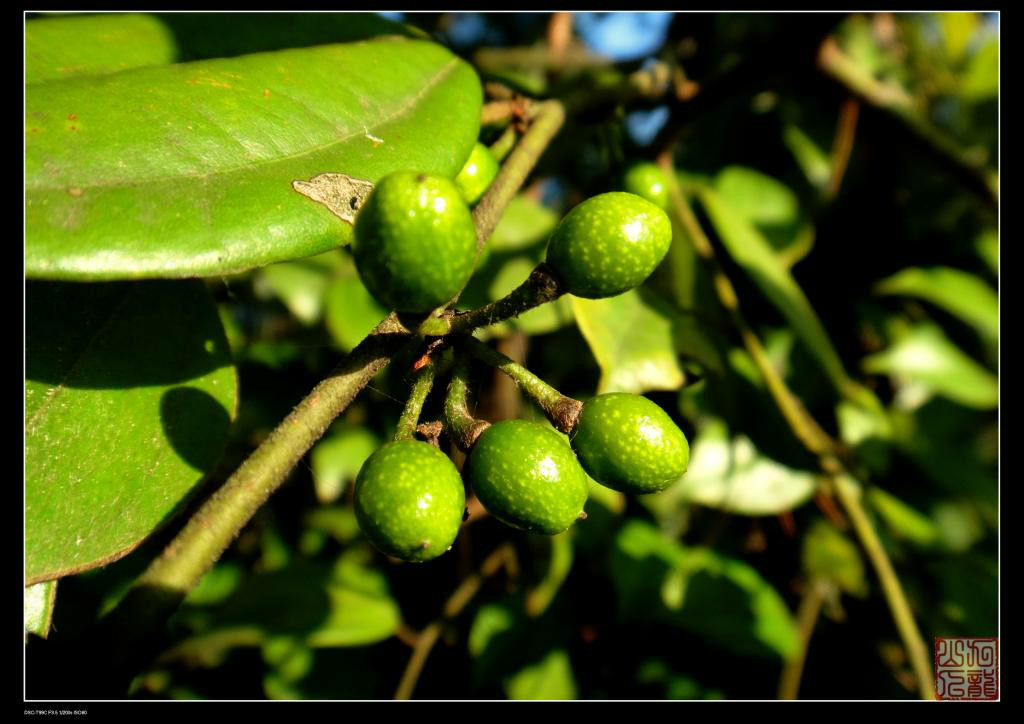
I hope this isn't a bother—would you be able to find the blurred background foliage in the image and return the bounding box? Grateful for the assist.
[25,11,998,700]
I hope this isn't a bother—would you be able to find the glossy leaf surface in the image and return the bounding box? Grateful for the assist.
[25,280,237,583]
[26,38,481,280]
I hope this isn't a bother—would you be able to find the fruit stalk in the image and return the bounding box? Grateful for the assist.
[443,356,491,450]
[448,262,565,334]
[462,336,582,434]
[394,359,439,442]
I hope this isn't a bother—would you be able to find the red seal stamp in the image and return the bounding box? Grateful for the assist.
[935,637,998,700]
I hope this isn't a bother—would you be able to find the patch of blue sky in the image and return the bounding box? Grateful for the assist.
[625,105,670,146]
[574,13,674,62]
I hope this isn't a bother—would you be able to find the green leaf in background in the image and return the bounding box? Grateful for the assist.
[254,251,345,326]
[324,264,390,352]
[866,487,941,548]
[714,166,799,226]
[572,289,684,394]
[939,11,980,64]
[25,280,237,583]
[961,35,998,101]
[455,195,575,338]
[875,266,998,340]
[975,229,998,275]
[25,580,58,641]
[486,256,575,337]
[802,520,868,597]
[505,648,577,700]
[487,195,559,253]
[611,520,801,660]
[184,562,244,607]
[863,322,997,409]
[25,14,177,83]
[167,557,400,664]
[783,123,832,191]
[26,38,482,280]
[713,166,816,268]
[666,419,818,516]
[468,602,517,659]
[305,507,363,545]
[310,424,382,504]
[635,659,725,700]
[696,185,855,397]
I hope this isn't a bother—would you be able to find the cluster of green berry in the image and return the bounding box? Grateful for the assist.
[348,151,688,562]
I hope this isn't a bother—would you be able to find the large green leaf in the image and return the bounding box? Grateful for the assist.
[611,520,801,660]
[863,322,998,409]
[875,266,998,340]
[572,289,685,394]
[26,14,177,83]
[26,38,482,280]
[696,185,855,397]
[25,280,237,583]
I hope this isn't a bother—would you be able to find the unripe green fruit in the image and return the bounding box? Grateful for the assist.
[571,393,689,494]
[454,142,499,205]
[464,420,589,535]
[354,440,466,562]
[352,172,477,313]
[545,192,672,299]
[623,162,670,210]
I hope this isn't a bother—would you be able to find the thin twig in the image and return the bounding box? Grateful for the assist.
[661,157,935,700]
[461,336,583,434]
[826,96,860,200]
[818,36,997,206]
[394,543,512,700]
[472,100,565,251]
[778,578,830,699]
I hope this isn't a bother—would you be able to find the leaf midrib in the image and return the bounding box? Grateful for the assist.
[26,56,460,194]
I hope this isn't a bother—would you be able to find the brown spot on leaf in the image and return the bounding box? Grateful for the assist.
[263,89,271,98]
[67,188,83,197]
[67,114,77,121]
[291,172,375,225]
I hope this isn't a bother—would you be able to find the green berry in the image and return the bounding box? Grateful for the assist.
[545,192,672,299]
[354,440,466,562]
[464,420,589,535]
[454,142,499,205]
[571,393,689,494]
[352,171,478,313]
[623,162,670,210]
